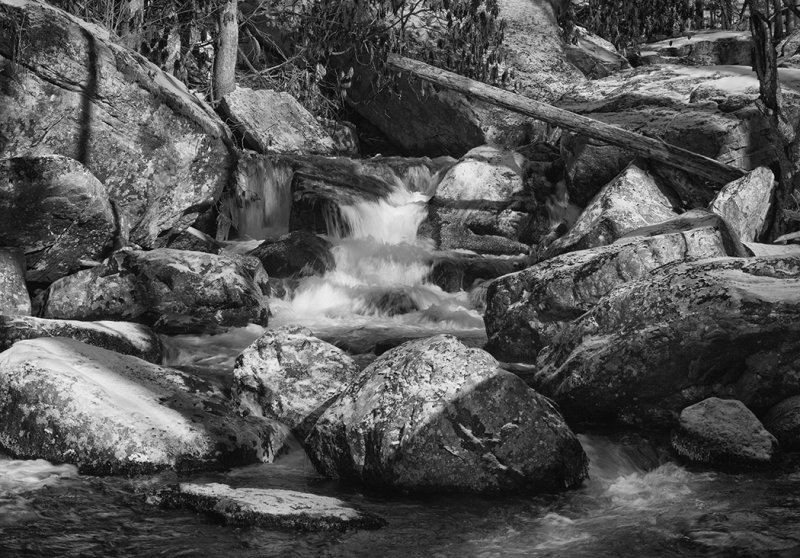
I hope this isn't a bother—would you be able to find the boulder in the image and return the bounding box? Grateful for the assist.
[485,227,730,362]
[532,256,800,425]
[642,31,753,66]
[248,231,335,278]
[0,248,30,316]
[428,253,531,293]
[427,146,532,255]
[763,395,800,450]
[542,162,678,259]
[745,242,800,257]
[565,26,630,79]
[150,483,385,530]
[42,248,269,333]
[306,335,588,494]
[0,338,287,475]
[219,88,336,155]
[0,315,163,363]
[671,398,778,467]
[232,326,360,439]
[0,0,233,247]
[708,166,774,242]
[0,156,116,283]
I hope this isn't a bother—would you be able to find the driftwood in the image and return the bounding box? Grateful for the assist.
[386,54,745,186]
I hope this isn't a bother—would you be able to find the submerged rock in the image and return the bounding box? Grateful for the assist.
[248,231,335,278]
[0,315,162,363]
[0,248,30,316]
[485,227,730,362]
[0,156,116,283]
[306,335,588,494]
[151,483,385,530]
[0,338,286,475]
[671,398,778,467]
[532,256,800,425]
[0,0,233,247]
[543,162,678,259]
[232,326,360,439]
[42,248,269,333]
[763,396,800,451]
[708,166,774,242]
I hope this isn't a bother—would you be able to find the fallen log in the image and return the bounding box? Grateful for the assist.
[386,54,745,186]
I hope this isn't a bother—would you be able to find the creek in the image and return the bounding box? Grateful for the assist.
[2,157,800,557]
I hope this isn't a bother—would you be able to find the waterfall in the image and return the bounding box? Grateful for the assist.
[232,156,293,240]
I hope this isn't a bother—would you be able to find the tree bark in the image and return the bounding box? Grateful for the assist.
[213,0,238,101]
[386,54,744,186]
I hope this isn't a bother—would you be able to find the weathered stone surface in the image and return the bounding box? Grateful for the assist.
[428,146,532,255]
[0,315,162,363]
[708,166,774,242]
[0,248,30,316]
[0,156,116,283]
[306,335,588,494]
[428,253,531,293]
[0,338,287,475]
[248,231,334,278]
[532,256,800,425]
[0,0,232,247]
[565,26,630,79]
[618,209,748,258]
[763,396,800,451]
[642,31,753,66]
[42,248,269,333]
[232,326,360,439]
[485,228,730,362]
[543,162,678,259]
[744,242,800,257]
[671,398,778,467]
[220,87,336,155]
[150,483,385,530]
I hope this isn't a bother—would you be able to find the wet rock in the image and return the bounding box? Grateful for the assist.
[0,338,287,475]
[485,227,730,362]
[306,335,588,494]
[542,162,678,259]
[248,231,334,278]
[0,315,162,363]
[0,248,30,316]
[428,146,532,255]
[42,248,269,333]
[532,256,800,425]
[0,0,233,247]
[642,31,753,66]
[672,398,778,467]
[763,396,800,451]
[708,167,774,242]
[362,289,419,316]
[232,326,360,439]
[0,156,116,283]
[618,209,748,258]
[565,26,630,79]
[220,87,335,155]
[428,253,531,292]
[150,483,385,530]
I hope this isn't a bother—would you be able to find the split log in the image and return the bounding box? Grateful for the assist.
[386,54,745,186]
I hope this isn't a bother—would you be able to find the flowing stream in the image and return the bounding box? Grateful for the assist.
[2,159,800,556]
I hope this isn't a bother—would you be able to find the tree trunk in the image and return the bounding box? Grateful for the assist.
[386,54,744,186]
[775,0,786,41]
[213,0,238,101]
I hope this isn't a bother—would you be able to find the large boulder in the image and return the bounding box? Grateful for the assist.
[41,248,269,333]
[671,398,778,467]
[763,395,800,451]
[708,166,774,242]
[0,248,30,316]
[0,338,287,475]
[565,26,630,79]
[427,145,532,255]
[542,162,678,259]
[248,231,335,278]
[306,335,588,494]
[0,0,233,247]
[485,227,731,362]
[219,88,336,155]
[532,256,800,425]
[0,315,163,363]
[232,326,360,439]
[151,483,385,530]
[0,156,116,283]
